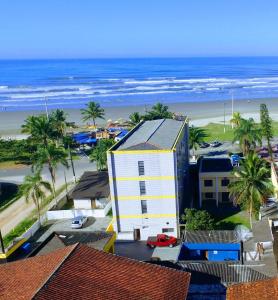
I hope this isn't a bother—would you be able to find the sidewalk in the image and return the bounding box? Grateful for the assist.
[0,182,74,236]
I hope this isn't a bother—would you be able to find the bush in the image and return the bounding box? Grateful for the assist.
[3,216,37,247]
[181,208,215,230]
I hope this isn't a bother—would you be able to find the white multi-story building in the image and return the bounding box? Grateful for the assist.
[107,118,189,240]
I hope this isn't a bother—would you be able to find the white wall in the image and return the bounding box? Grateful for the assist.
[46,201,112,220]
[74,199,92,209]
[108,151,179,239]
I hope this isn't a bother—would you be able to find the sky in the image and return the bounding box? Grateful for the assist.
[1,0,278,59]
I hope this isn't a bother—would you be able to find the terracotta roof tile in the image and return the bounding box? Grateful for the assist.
[0,245,76,300]
[35,244,190,300]
[227,277,278,300]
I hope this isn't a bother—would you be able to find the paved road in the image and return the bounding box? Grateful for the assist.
[0,156,95,236]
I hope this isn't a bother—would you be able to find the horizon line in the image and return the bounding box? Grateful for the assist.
[1,55,278,61]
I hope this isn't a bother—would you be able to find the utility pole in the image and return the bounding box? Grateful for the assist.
[44,97,49,120]
[231,90,234,129]
[64,169,69,200]
[224,102,226,133]
[68,144,76,183]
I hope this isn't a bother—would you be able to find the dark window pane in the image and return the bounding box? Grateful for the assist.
[204,180,213,187]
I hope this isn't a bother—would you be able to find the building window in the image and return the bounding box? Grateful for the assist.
[205,192,214,199]
[139,181,146,195]
[222,192,230,202]
[141,200,148,214]
[138,161,145,176]
[162,228,174,233]
[222,178,230,186]
[204,180,213,187]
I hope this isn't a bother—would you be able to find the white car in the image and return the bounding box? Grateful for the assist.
[71,216,88,229]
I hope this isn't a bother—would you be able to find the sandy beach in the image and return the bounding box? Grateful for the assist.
[1,97,278,137]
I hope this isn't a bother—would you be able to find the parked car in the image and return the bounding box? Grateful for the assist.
[199,142,210,148]
[210,140,222,147]
[71,216,88,229]
[147,234,177,248]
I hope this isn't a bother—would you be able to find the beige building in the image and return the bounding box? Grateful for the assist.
[199,157,234,207]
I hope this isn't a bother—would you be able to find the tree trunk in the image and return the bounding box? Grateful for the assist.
[35,195,41,224]
[48,162,57,204]
[268,138,273,162]
[93,118,96,128]
[249,200,253,230]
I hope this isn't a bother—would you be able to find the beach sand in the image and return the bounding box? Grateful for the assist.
[1,97,278,137]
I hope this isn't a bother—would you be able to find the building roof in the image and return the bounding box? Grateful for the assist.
[183,230,240,244]
[33,231,114,256]
[0,245,75,300]
[71,171,109,199]
[226,277,278,299]
[113,119,185,151]
[178,262,269,286]
[0,244,191,300]
[200,157,233,173]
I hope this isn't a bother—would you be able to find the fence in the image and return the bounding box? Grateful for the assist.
[46,201,111,220]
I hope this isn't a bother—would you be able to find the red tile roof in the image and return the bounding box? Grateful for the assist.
[0,243,190,300]
[227,277,278,300]
[0,245,76,300]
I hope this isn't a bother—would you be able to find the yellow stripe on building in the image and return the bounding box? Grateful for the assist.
[111,176,175,181]
[111,150,173,155]
[112,195,176,200]
[113,213,176,220]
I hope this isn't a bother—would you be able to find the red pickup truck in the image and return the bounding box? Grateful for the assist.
[147,234,177,248]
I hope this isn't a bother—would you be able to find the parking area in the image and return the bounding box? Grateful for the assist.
[195,141,241,157]
[36,217,111,243]
[115,241,154,261]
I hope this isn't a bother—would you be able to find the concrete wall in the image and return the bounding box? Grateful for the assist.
[74,199,92,209]
[46,201,112,220]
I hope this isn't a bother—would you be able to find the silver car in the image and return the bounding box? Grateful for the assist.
[71,216,88,229]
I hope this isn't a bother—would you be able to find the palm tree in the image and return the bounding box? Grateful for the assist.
[228,153,273,228]
[20,172,52,223]
[129,112,142,126]
[144,102,173,120]
[22,115,54,147]
[90,139,115,170]
[233,118,262,155]
[32,144,69,198]
[81,101,105,127]
[260,103,274,160]
[50,109,68,141]
[189,126,208,156]
[230,112,242,128]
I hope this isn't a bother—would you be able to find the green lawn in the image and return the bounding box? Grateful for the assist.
[3,216,37,247]
[201,121,278,142]
[202,123,234,142]
[215,211,250,230]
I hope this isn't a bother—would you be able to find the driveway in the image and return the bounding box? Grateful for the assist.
[37,217,112,242]
[115,241,154,261]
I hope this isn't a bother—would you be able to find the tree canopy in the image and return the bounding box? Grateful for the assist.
[181,208,215,230]
[81,101,105,126]
[260,103,273,159]
[228,152,273,228]
[233,118,262,155]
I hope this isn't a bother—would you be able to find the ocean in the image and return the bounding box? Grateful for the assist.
[1,57,278,111]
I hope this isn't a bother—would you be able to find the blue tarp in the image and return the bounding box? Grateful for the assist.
[72,132,96,144]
